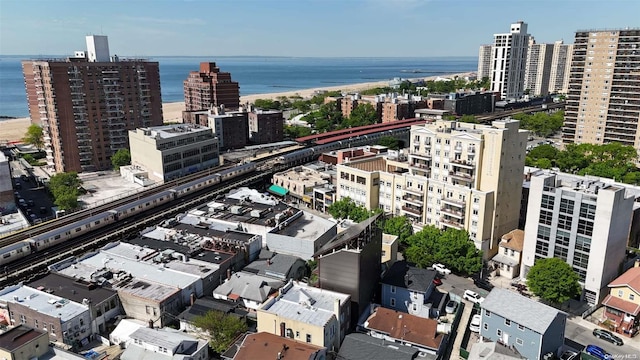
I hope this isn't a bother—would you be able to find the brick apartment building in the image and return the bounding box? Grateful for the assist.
[22,35,163,173]
[183,62,240,116]
[248,109,284,144]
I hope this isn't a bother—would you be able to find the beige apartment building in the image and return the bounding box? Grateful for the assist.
[562,29,640,150]
[548,40,574,94]
[337,119,528,258]
[524,39,554,96]
[129,124,219,182]
[272,164,332,203]
[478,44,492,80]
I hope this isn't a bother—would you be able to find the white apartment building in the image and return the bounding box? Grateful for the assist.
[521,171,635,305]
[490,21,530,99]
[548,40,573,94]
[337,119,528,258]
[477,44,492,81]
[524,39,554,96]
[129,124,219,182]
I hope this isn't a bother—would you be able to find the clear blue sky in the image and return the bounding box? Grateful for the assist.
[1,0,639,57]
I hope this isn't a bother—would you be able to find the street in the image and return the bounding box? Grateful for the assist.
[565,319,638,358]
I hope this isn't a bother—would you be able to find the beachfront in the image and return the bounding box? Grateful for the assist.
[0,71,473,143]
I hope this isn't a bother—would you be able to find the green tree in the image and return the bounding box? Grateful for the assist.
[403,226,482,276]
[381,216,413,245]
[111,149,131,170]
[327,197,379,222]
[283,125,312,139]
[23,124,44,150]
[526,258,581,304]
[48,172,82,210]
[377,136,400,150]
[459,115,477,123]
[346,103,378,127]
[192,310,247,354]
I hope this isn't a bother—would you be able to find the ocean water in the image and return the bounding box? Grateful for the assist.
[0,55,477,118]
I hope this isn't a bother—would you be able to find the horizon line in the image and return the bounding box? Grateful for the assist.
[1,54,478,59]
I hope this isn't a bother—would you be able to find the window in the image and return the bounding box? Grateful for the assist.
[518,324,525,331]
[485,310,491,317]
[516,338,523,346]
[20,315,26,324]
[539,210,553,225]
[537,226,551,241]
[306,334,312,343]
[35,319,39,328]
[618,290,624,297]
[390,286,396,293]
[630,294,636,301]
[390,298,396,307]
[483,323,488,331]
[497,329,503,337]
[541,194,554,210]
[505,319,511,326]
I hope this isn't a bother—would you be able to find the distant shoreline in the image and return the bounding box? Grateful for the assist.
[0,71,474,143]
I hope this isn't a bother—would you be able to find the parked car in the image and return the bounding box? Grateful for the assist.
[27,199,34,207]
[474,278,494,291]
[469,314,481,333]
[445,300,458,314]
[560,350,578,360]
[584,344,612,360]
[432,277,442,286]
[432,263,451,275]
[592,329,623,346]
[463,290,485,304]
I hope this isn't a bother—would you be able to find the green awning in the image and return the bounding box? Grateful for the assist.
[268,184,289,196]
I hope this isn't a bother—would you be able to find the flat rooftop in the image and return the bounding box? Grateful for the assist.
[0,325,46,352]
[261,282,349,327]
[198,197,296,227]
[138,124,211,139]
[272,211,335,242]
[0,285,88,322]
[26,273,116,305]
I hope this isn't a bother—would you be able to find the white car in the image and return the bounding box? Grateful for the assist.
[432,263,452,275]
[469,314,481,332]
[463,290,485,304]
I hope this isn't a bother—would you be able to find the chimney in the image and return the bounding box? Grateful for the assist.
[334,299,341,320]
[634,259,640,268]
[279,322,286,337]
[148,319,154,329]
[227,268,232,280]
[190,293,196,306]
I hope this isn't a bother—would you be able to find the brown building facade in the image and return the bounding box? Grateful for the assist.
[183,62,240,113]
[248,110,284,144]
[22,58,163,173]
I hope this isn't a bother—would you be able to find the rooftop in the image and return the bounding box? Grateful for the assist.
[363,306,444,351]
[338,333,422,360]
[178,297,239,323]
[500,229,524,252]
[271,211,335,242]
[468,340,526,360]
[0,285,88,322]
[26,273,116,305]
[481,288,565,334]
[381,261,437,292]
[195,197,295,228]
[214,272,283,303]
[128,327,204,356]
[136,124,212,139]
[0,325,47,352]
[233,332,325,360]
[244,252,303,280]
[602,294,640,316]
[608,266,640,294]
[260,281,350,327]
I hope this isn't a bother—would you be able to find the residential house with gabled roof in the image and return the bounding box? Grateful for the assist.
[361,305,446,356]
[491,229,524,279]
[601,263,640,337]
[380,260,437,318]
[222,332,326,360]
[121,327,209,360]
[213,272,283,311]
[480,288,566,360]
[337,332,424,360]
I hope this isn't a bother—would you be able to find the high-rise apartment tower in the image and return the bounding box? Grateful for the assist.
[490,21,530,100]
[562,29,640,149]
[477,45,492,81]
[183,62,240,112]
[548,41,574,94]
[22,36,163,173]
[524,38,554,96]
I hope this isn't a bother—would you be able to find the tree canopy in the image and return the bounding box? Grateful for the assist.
[111,149,131,170]
[380,216,413,245]
[23,124,44,150]
[192,310,247,354]
[526,142,640,184]
[526,258,581,304]
[376,136,400,150]
[513,111,564,137]
[345,103,378,127]
[283,125,312,139]
[48,172,82,211]
[403,226,482,276]
[327,197,381,223]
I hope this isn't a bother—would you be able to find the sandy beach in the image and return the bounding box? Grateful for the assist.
[0,71,473,143]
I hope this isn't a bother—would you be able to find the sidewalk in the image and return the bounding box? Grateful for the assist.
[451,301,474,359]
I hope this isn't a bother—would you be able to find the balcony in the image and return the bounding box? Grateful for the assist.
[402,206,422,216]
[454,145,463,153]
[440,217,464,230]
[451,159,475,169]
[441,206,464,219]
[410,161,430,169]
[450,172,474,183]
[441,198,465,208]
[403,194,424,204]
[411,152,432,160]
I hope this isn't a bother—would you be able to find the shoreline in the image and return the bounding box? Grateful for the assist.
[0,71,474,143]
